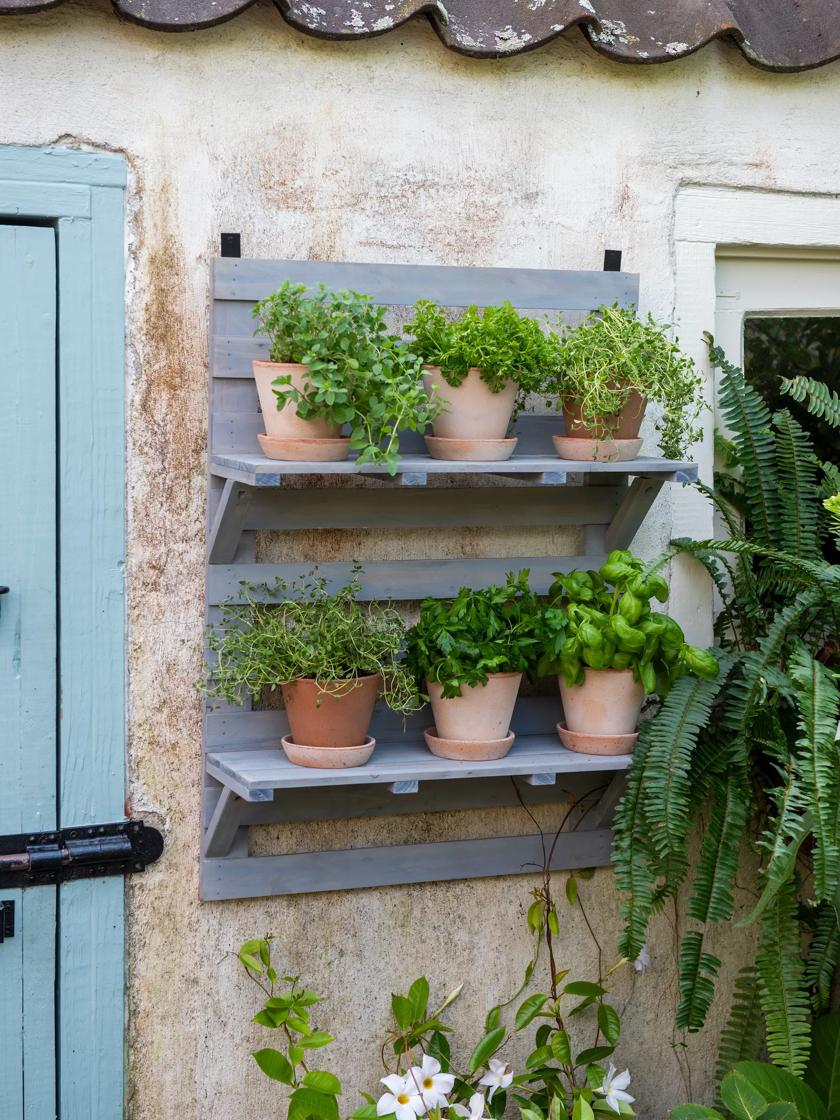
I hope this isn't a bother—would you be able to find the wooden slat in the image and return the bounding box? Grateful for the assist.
[206,556,605,603]
[243,486,623,531]
[210,450,697,485]
[213,257,639,310]
[205,697,566,750]
[0,179,90,219]
[201,828,615,899]
[207,735,631,799]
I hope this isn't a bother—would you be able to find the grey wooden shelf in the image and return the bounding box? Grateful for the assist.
[201,255,687,900]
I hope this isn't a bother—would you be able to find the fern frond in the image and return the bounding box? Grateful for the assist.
[709,341,781,547]
[773,410,821,561]
[641,668,731,876]
[788,647,840,902]
[676,929,722,1033]
[688,773,749,924]
[757,881,812,1075]
[782,375,840,429]
[804,903,840,1013]
[716,967,765,1089]
[613,732,661,960]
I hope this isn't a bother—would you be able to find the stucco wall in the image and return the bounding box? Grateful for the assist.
[2,3,839,1116]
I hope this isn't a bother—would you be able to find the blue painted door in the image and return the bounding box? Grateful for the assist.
[0,224,59,1118]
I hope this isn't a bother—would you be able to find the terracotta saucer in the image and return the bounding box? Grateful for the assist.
[281,734,375,769]
[258,433,351,462]
[423,726,515,761]
[551,435,643,463]
[556,722,637,756]
[424,435,518,462]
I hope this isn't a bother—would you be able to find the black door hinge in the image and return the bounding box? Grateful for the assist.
[0,820,163,888]
[0,900,14,942]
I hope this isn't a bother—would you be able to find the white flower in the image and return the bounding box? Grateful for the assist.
[408,1055,455,1110]
[596,1064,634,1114]
[633,944,651,973]
[452,1093,486,1120]
[478,1059,514,1101]
[378,1074,426,1120]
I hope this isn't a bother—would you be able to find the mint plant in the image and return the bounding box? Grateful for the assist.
[405,300,559,397]
[547,304,703,459]
[253,282,439,474]
[404,571,545,699]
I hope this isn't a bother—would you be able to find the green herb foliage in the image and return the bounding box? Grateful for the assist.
[252,282,439,474]
[202,568,418,713]
[405,300,559,397]
[613,341,840,1081]
[548,304,704,458]
[404,571,545,699]
[544,550,719,694]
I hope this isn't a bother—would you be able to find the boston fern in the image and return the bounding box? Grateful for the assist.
[253,282,439,474]
[612,339,840,1079]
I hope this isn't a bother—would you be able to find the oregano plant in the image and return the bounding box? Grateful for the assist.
[253,282,440,474]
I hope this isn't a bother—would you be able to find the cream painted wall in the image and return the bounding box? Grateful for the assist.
[1,3,838,1116]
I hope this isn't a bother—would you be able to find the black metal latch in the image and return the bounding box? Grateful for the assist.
[0,820,164,889]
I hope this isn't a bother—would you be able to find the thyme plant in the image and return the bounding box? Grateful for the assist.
[548,304,703,459]
[203,568,419,712]
[253,282,439,474]
[612,343,840,1081]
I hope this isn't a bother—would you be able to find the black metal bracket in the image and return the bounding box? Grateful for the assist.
[0,900,14,942]
[603,249,623,272]
[220,232,241,258]
[0,820,164,888]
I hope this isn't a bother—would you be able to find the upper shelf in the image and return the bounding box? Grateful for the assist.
[210,451,699,488]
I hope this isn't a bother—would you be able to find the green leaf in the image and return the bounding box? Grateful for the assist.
[303,1071,342,1096]
[408,978,430,1023]
[566,877,578,905]
[761,1105,800,1120]
[351,1107,379,1120]
[525,1046,553,1071]
[289,1086,339,1120]
[575,1047,614,1065]
[521,1108,545,1120]
[721,1069,769,1120]
[469,1026,506,1073]
[572,1096,595,1120]
[253,1048,294,1084]
[669,1108,726,1120]
[485,1006,501,1031]
[392,994,413,1030]
[756,886,812,1076]
[300,1031,335,1050]
[676,931,722,1034]
[597,1005,621,1046]
[563,982,604,998]
[551,1031,572,1064]
[732,1063,826,1120]
[516,994,549,1030]
[806,1014,840,1119]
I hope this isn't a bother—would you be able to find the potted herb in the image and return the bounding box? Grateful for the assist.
[203,569,419,768]
[547,303,703,462]
[544,550,718,754]
[404,571,543,760]
[252,282,439,473]
[405,300,557,461]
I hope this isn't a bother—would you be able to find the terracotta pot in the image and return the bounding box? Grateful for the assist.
[280,674,380,748]
[423,366,517,440]
[423,727,515,762]
[424,435,517,462]
[556,722,637,757]
[253,360,342,440]
[281,735,376,769]
[559,668,644,736]
[562,389,646,441]
[426,671,522,742]
[551,435,643,463]
[257,433,351,462]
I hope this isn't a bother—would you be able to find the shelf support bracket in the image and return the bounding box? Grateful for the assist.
[604,477,664,552]
[208,478,253,564]
[203,787,248,857]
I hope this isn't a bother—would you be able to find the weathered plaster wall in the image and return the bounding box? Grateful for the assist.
[1,3,837,1116]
